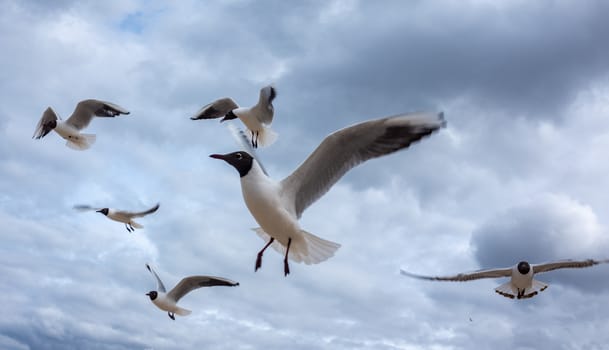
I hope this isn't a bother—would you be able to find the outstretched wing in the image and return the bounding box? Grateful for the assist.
[256,85,276,124]
[280,112,445,218]
[533,259,609,274]
[122,203,160,218]
[146,264,166,293]
[167,276,239,302]
[191,98,239,120]
[32,107,59,139]
[400,267,512,282]
[73,204,102,212]
[66,99,130,130]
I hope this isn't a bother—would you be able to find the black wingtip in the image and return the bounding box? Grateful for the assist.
[146,263,151,272]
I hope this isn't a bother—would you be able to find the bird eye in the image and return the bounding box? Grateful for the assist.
[235,153,243,159]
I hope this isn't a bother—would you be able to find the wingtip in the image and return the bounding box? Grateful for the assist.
[145,263,151,272]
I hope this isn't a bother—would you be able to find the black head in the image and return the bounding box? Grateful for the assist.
[220,110,238,122]
[146,291,158,300]
[517,261,531,275]
[96,208,109,216]
[210,151,254,178]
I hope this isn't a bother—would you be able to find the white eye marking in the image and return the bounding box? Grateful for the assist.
[236,153,243,160]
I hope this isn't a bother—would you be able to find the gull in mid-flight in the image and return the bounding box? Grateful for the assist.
[74,203,160,232]
[145,264,239,320]
[32,99,130,150]
[211,111,445,276]
[191,85,277,148]
[400,258,609,299]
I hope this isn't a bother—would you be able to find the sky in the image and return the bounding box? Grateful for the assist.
[1,0,609,349]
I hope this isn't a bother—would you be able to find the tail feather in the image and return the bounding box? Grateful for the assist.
[494,282,516,299]
[520,279,548,299]
[130,221,143,229]
[255,126,278,147]
[65,133,96,150]
[174,307,191,316]
[253,228,340,265]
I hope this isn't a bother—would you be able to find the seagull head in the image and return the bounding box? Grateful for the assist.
[210,151,254,178]
[96,208,109,216]
[517,261,531,275]
[220,110,238,122]
[146,291,158,300]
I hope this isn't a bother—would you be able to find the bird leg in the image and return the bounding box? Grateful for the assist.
[284,237,292,276]
[168,312,175,320]
[125,224,132,233]
[255,237,274,272]
[129,223,135,231]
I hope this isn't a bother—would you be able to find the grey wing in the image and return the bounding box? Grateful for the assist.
[32,107,59,139]
[73,204,101,212]
[167,276,239,302]
[66,99,130,130]
[256,85,276,124]
[533,259,609,274]
[146,264,166,293]
[125,203,160,218]
[280,112,445,218]
[226,123,268,176]
[191,98,239,120]
[400,267,512,282]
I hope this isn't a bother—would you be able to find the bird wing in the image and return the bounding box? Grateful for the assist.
[167,276,239,303]
[226,123,268,176]
[256,85,276,124]
[400,267,512,282]
[191,97,239,120]
[119,203,160,218]
[32,107,59,139]
[533,259,609,274]
[146,264,166,293]
[66,99,130,130]
[72,204,102,212]
[280,112,445,218]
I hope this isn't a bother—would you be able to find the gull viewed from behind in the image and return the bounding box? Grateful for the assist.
[191,85,277,148]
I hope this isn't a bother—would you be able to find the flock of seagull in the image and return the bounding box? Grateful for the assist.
[32,85,609,319]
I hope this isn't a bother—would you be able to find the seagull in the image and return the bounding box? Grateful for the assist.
[191,85,277,148]
[32,99,130,150]
[210,111,445,276]
[74,203,160,232]
[145,264,239,320]
[400,258,609,299]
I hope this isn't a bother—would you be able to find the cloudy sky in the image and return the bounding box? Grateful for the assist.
[1,0,609,349]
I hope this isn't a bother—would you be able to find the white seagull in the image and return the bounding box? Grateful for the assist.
[210,111,445,276]
[191,85,277,148]
[32,99,130,150]
[400,259,609,299]
[145,264,239,320]
[74,203,160,232]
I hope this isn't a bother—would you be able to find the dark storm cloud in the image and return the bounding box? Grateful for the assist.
[471,194,609,291]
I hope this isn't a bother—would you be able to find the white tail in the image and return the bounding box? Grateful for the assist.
[130,221,143,229]
[65,133,96,150]
[520,279,548,299]
[254,126,278,147]
[494,282,516,299]
[253,228,340,265]
[174,307,192,316]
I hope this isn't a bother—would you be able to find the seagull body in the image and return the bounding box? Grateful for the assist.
[401,259,609,299]
[32,99,130,150]
[145,264,239,320]
[211,111,445,276]
[191,85,277,148]
[74,203,159,232]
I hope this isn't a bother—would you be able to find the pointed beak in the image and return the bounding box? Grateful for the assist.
[145,292,151,296]
[95,209,103,213]
[209,154,226,160]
